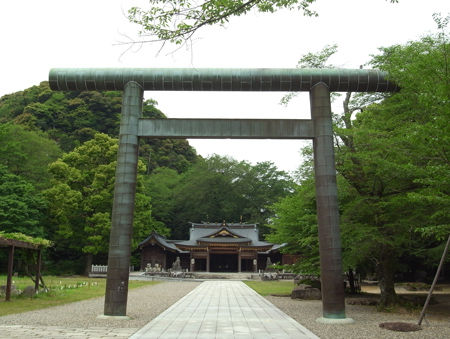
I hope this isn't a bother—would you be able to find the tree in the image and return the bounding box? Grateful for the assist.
[127,0,398,46]
[269,22,449,306]
[267,174,319,274]
[367,14,450,243]
[0,123,61,189]
[154,155,294,239]
[0,85,198,174]
[339,21,449,306]
[139,99,198,173]
[0,166,46,237]
[143,167,183,228]
[44,133,168,273]
[0,82,122,151]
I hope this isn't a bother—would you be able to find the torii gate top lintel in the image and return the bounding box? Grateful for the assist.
[49,68,396,92]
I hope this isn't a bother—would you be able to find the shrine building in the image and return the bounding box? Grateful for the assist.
[138,222,296,272]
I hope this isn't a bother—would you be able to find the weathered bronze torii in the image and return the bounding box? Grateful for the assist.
[49,68,396,322]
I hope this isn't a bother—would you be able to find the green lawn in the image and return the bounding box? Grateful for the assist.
[244,280,294,296]
[0,275,159,316]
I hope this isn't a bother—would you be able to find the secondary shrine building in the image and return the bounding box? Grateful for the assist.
[139,222,295,272]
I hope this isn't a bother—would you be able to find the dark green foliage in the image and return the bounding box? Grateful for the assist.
[0,83,198,174]
[143,167,182,230]
[44,133,169,272]
[0,82,198,275]
[0,166,46,237]
[269,27,450,306]
[0,123,61,189]
[0,82,121,151]
[267,176,319,275]
[140,99,198,173]
[339,28,449,306]
[146,155,294,239]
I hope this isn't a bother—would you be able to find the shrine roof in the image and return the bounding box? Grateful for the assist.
[197,237,251,244]
[173,222,276,247]
[138,232,185,253]
[139,222,283,251]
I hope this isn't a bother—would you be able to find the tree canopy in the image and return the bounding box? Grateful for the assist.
[0,81,196,273]
[44,133,169,273]
[0,165,47,238]
[0,123,61,189]
[0,83,198,173]
[145,155,295,239]
[269,25,450,306]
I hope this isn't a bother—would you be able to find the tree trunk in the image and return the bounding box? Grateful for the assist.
[84,253,93,276]
[377,251,398,307]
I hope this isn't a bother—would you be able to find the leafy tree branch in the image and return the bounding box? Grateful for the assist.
[126,1,398,47]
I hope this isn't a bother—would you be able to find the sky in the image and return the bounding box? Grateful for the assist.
[1,0,449,173]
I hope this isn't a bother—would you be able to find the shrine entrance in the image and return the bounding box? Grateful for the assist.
[210,253,238,272]
[49,67,396,321]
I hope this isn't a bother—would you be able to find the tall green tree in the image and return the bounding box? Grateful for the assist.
[44,133,168,273]
[155,155,294,239]
[269,22,449,306]
[267,177,319,274]
[0,166,46,237]
[143,167,183,229]
[0,123,61,189]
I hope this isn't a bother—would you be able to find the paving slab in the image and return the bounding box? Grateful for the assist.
[130,280,319,339]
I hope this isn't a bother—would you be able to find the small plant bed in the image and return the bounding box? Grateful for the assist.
[0,275,159,316]
[244,280,294,296]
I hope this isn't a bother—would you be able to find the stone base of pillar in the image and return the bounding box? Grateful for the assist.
[97,315,131,320]
[316,317,355,324]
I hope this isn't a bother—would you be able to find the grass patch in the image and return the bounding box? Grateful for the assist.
[0,275,159,316]
[244,280,293,296]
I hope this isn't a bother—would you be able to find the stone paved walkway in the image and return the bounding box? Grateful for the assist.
[131,280,319,339]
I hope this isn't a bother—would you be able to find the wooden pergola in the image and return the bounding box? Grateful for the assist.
[0,236,46,301]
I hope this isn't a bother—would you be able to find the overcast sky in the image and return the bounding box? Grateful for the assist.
[1,0,448,173]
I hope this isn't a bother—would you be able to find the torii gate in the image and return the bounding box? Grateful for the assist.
[49,68,396,322]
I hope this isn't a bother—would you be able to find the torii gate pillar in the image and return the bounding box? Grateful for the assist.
[104,81,143,316]
[311,83,346,320]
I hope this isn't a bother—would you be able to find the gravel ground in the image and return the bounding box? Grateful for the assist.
[1,280,449,338]
[0,281,200,329]
[267,295,450,339]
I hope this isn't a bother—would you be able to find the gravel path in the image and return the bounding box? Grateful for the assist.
[0,281,200,329]
[267,295,450,339]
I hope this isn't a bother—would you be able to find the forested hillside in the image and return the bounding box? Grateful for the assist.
[0,82,197,172]
[0,83,201,273]
[0,83,295,274]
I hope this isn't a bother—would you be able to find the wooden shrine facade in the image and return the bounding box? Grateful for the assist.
[138,222,289,272]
